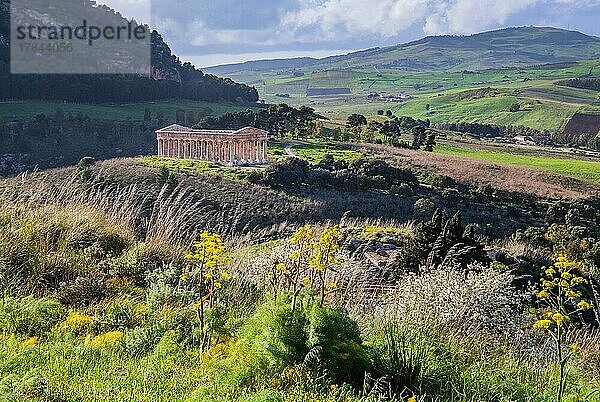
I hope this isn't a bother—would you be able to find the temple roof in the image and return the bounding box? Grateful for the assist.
[156,125,269,136]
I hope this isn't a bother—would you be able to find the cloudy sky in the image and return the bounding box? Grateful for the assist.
[101,0,600,68]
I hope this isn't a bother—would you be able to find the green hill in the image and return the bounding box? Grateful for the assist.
[205,26,600,75]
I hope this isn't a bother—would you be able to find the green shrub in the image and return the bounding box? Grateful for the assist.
[225,298,371,388]
[92,297,150,332]
[123,326,164,358]
[0,296,65,337]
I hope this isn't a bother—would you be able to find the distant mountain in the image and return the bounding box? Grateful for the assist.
[205,27,600,75]
[0,0,258,104]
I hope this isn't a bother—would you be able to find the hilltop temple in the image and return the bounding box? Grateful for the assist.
[156,124,269,166]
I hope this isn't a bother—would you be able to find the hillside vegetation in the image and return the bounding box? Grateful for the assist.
[0,153,599,401]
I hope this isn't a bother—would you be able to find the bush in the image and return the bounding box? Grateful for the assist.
[57,310,92,336]
[0,296,65,337]
[123,326,164,358]
[93,297,150,332]
[225,298,371,388]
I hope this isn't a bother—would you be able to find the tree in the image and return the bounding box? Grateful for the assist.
[175,109,186,125]
[423,133,436,152]
[346,114,367,129]
[509,103,521,112]
[385,110,393,117]
[411,125,426,149]
[380,120,400,143]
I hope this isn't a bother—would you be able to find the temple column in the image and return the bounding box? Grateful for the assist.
[257,140,262,162]
[259,140,264,162]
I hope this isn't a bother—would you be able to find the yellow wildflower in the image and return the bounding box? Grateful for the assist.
[536,290,549,300]
[565,290,579,299]
[87,331,123,348]
[23,336,38,346]
[203,272,212,280]
[561,272,572,280]
[221,271,231,280]
[533,319,552,330]
[276,263,286,272]
[542,280,554,289]
[577,300,592,310]
[569,343,580,353]
[58,311,92,335]
[214,281,222,289]
[180,273,189,282]
[545,268,556,276]
[407,397,417,402]
[302,277,310,286]
[552,313,566,326]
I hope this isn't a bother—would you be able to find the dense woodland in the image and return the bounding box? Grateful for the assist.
[0,2,258,104]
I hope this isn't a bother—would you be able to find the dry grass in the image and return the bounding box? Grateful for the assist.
[0,158,318,246]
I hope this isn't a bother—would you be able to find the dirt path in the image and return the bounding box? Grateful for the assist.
[284,143,299,158]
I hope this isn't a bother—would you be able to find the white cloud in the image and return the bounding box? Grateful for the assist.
[281,0,592,40]
[281,0,429,41]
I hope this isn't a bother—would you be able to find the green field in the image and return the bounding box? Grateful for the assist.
[269,140,363,164]
[0,100,256,122]
[242,60,600,132]
[435,143,600,182]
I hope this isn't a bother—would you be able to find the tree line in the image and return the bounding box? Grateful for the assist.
[435,121,551,140]
[555,78,600,92]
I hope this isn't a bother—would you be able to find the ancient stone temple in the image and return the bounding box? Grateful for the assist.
[155,124,269,166]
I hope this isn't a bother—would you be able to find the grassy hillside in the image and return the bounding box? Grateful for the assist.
[0,154,599,401]
[434,143,600,182]
[248,60,600,132]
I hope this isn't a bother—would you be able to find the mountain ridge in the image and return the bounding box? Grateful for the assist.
[204,26,600,76]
